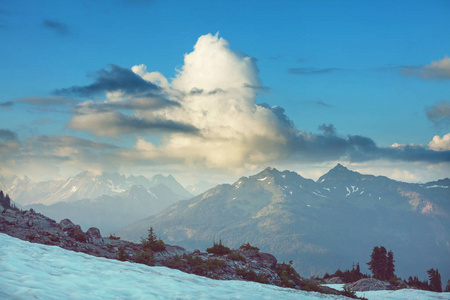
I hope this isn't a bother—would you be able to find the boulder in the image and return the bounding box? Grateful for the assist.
[59,219,75,232]
[257,252,277,268]
[324,276,344,284]
[345,278,390,291]
[86,227,104,245]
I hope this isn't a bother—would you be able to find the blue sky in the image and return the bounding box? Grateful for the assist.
[0,0,449,184]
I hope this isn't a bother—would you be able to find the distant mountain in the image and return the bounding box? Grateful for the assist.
[1,172,192,206]
[0,171,192,233]
[116,165,450,282]
[25,184,181,233]
[186,181,217,196]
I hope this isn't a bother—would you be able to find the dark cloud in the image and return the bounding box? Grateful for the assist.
[0,129,20,153]
[426,100,450,126]
[82,97,180,113]
[258,103,295,128]
[28,135,118,152]
[15,96,78,106]
[0,101,13,108]
[244,84,270,92]
[69,110,199,136]
[0,129,18,142]
[288,67,343,75]
[42,19,70,36]
[285,125,449,164]
[54,64,160,97]
[318,124,336,136]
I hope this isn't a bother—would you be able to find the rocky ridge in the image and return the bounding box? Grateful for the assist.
[0,205,361,298]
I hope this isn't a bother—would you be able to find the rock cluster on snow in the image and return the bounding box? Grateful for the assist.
[344,278,390,291]
[0,207,351,298]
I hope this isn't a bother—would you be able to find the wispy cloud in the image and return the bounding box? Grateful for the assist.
[301,100,332,108]
[15,96,78,106]
[288,67,344,75]
[0,101,13,108]
[42,19,70,36]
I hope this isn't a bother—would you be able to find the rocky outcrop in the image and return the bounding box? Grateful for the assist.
[324,276,344,284]
[59,219,75,232]
[345,278,390,291]
[86,227,104,245]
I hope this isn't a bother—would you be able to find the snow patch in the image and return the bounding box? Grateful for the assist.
[0,233,350,300]
[258,177,268,181]
[313,191,328,198]
[345,187,351,197]
[426,185,449,189]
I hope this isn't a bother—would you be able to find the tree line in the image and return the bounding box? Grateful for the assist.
[322,245,445,292]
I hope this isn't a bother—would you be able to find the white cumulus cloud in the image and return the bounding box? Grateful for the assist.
[127,33,294,171]
[428,133,450,151]
[419,55,450,80]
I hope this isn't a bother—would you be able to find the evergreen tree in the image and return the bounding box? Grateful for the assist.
[427,268,442,292]
[367,246,394,281]
[444,280,450,292]
[386,250,395,280]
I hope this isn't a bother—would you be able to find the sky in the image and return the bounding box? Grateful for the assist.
[0,0,449,186]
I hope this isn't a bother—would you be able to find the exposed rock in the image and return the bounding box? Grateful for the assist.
[345,278,390,291]
[324,276,344,284]
[86,227,104,245]
[59,219,75,232]
[0,204,4,213]
[257,252,277,268]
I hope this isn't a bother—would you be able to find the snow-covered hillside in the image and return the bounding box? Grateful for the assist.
[0,234,448,300]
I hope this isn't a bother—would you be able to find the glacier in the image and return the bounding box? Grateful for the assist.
[0,233,448,300]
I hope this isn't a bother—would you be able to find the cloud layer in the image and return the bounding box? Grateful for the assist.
[3,34,449,181]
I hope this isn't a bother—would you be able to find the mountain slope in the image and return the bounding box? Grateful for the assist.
[116,165,450,282]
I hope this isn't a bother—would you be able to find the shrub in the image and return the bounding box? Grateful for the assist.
[26,233,36,241]
[73,226,87,243]
[236,267,270,284]
[117,246,129,261]
[141,227,165,252]
[135,248,154,266]
[239,242,259,251]
[108,234,121,240]
[276,261,302,289]
[206,240,231,255]
[227,252,246,262]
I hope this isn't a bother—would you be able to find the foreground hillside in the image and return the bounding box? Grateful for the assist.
[1,233,447,300]
[116,165,450,281]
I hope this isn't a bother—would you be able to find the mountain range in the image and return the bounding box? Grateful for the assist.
[0,171,192,233]
[115,164,450,282]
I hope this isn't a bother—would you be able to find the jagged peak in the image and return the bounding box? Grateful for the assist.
[317,164,360,183]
